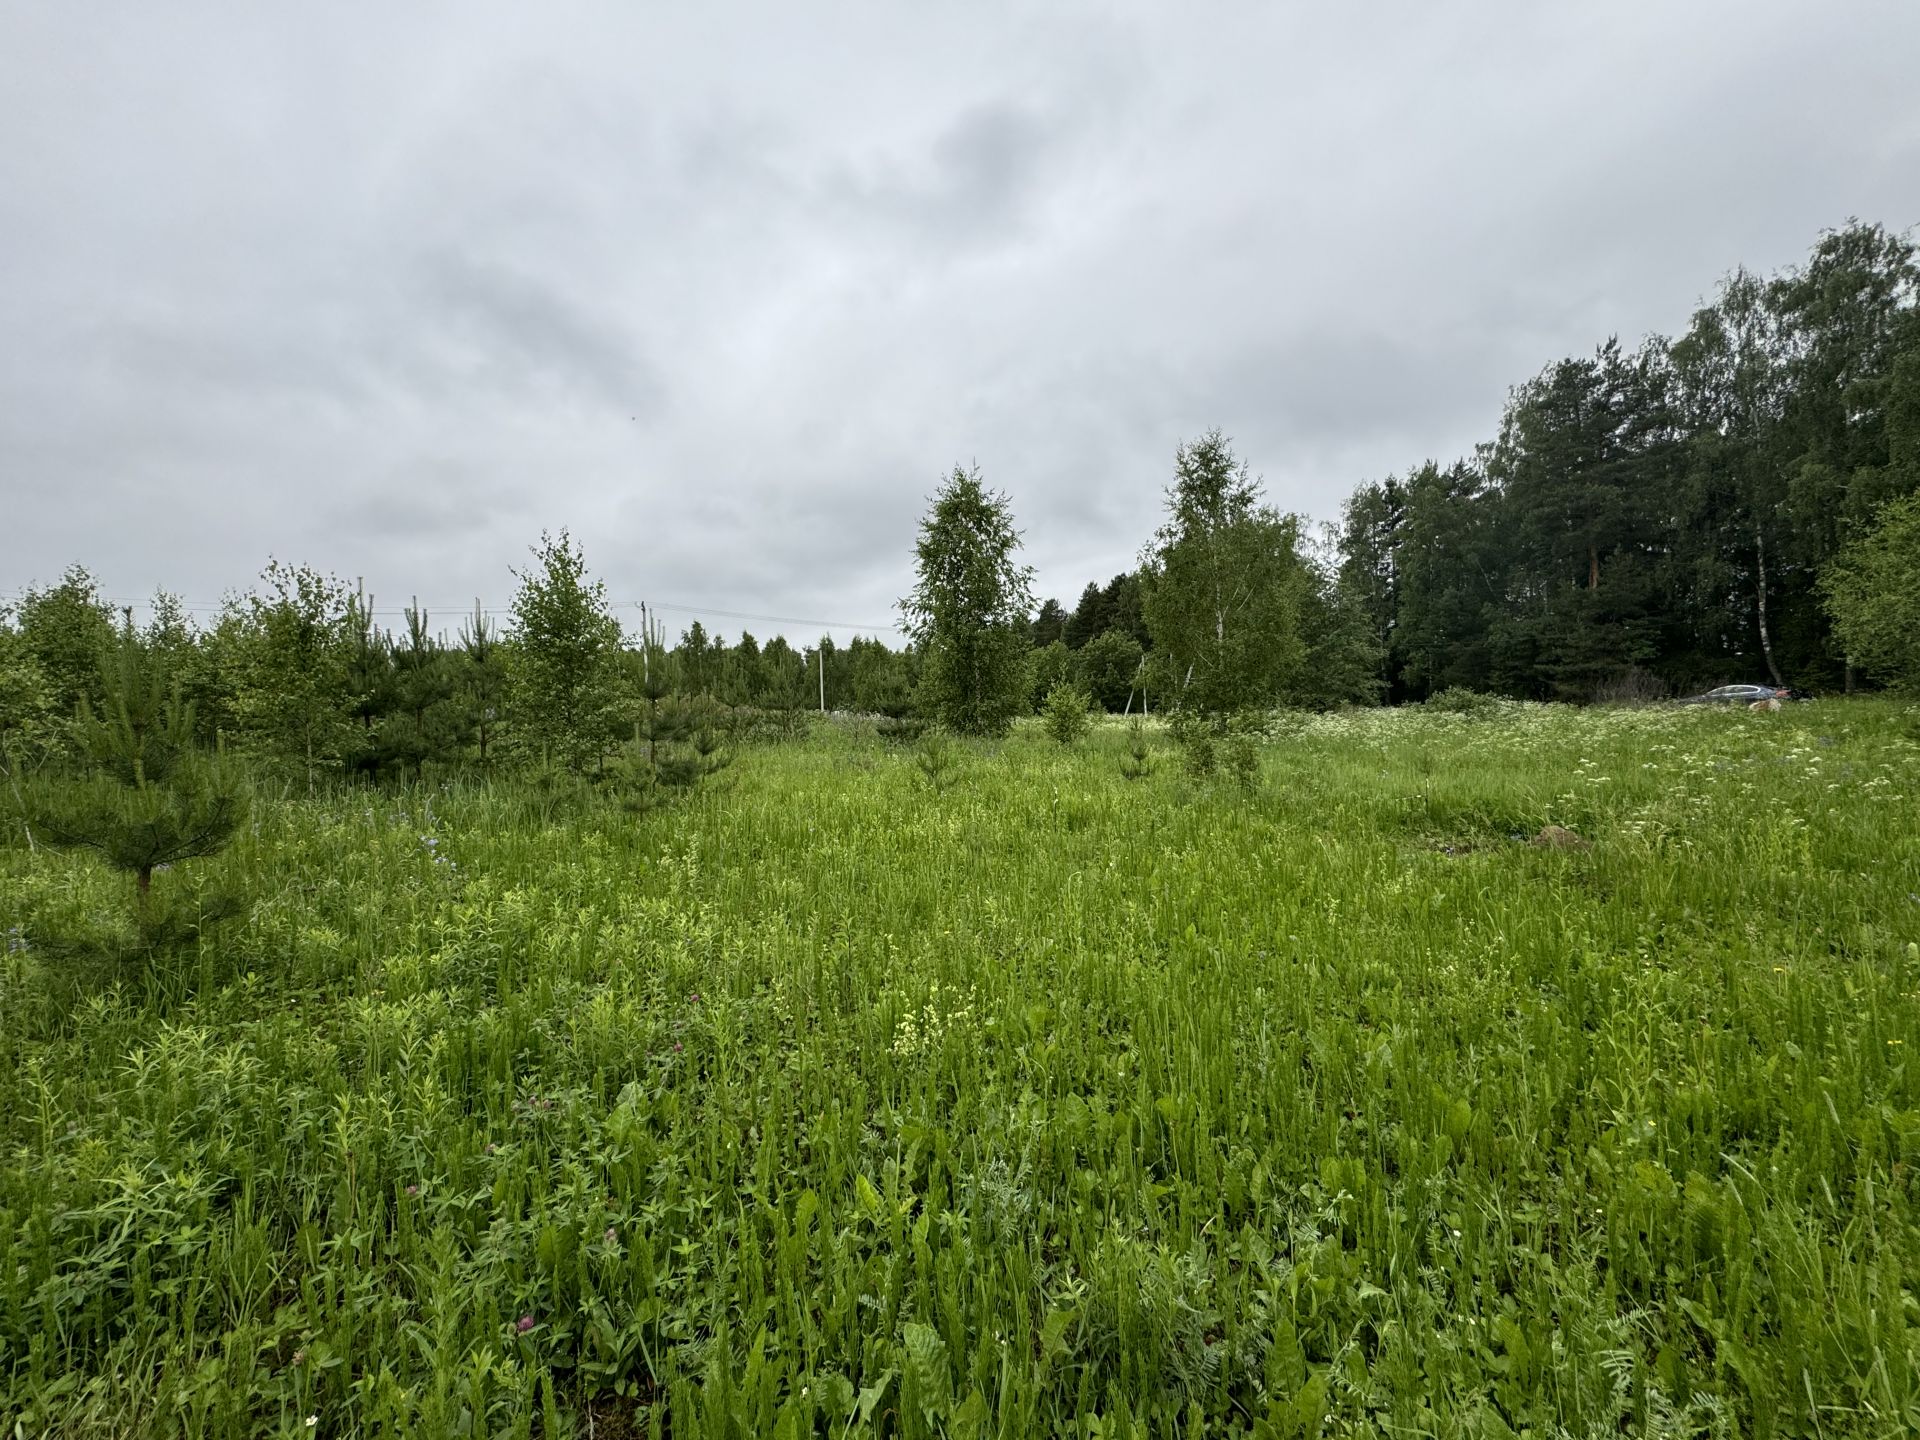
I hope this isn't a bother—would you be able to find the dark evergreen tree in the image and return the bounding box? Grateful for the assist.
[1063,582,1108,650]
[1098,572,1151,649]
[1030,598,1069,647]
[1337,476,1407,699]
[1486,339,1681,698]
[459,602,509,768]
[381,601,468,778]
[848,635,915,716]
[727,632,764,706]
[1392,461,1502,697]
[341,589,394,779]
[1075,628,1144,712]
[17,622,246,979]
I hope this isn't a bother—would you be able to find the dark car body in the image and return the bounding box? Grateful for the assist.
[1677,684,1793,705]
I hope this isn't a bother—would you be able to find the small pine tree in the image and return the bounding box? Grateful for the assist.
[913,727,960,793]
[341,588,393,779]
[17,624,246,977]
[1167,708,1218,780]
[1041,682,1093,745]
[1118,717,1156,781]
[607,645,731,811]
[459,602,510,767]
[382,601,469,779]
[635,642,698,785]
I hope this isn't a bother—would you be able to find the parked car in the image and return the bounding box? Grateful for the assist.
[1676,684,1793,705]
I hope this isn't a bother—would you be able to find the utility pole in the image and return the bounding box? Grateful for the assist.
[640,602,649,685]
[818,640,826,714]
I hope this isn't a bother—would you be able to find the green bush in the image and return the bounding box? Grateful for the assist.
[1041,683,1093,745]
[1425,686,1499,715]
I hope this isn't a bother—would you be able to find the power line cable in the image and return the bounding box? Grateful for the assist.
[1,587,906,634]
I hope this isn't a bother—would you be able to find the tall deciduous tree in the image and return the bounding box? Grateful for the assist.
[1295,526,1386,708]
[230,561,358,786]
[14,566,116,730]
[1142,432,1311,718]
[1822,492,1920,690]
[901,466,1035,736]
[0,607,60,774]
[507,530,624,772]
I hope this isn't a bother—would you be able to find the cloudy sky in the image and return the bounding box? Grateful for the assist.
[3,2,1916,641]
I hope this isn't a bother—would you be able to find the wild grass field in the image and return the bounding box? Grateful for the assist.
[2,700,1917,1438]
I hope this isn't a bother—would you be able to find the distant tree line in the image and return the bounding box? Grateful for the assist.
[1004,220,1920,721]
[5,219,1915,770]
[0,535,919,787]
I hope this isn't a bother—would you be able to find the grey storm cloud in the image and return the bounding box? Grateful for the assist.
[2,1,1916,639]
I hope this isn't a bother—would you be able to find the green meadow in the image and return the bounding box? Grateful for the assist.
[3,700,1917,1438]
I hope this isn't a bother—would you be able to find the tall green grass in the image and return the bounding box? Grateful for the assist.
[2,701,1916,1437]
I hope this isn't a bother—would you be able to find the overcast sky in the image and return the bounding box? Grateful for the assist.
[3,2,1916,641]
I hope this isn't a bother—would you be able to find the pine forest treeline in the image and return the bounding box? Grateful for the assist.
[3,219,1917,783]
[1336,220,1919,700]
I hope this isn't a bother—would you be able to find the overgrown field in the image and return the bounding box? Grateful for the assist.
[3,701,1918,1438]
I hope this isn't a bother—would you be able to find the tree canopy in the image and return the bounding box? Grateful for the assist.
[901,466,1035,735]
[1143,431,1313,718]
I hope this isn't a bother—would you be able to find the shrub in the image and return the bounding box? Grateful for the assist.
[1041,683,1093,745]
[1591,667,1669,706]
[1425,687,1498,716]
[876,715,929,747]
[1219,721,1261,791]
